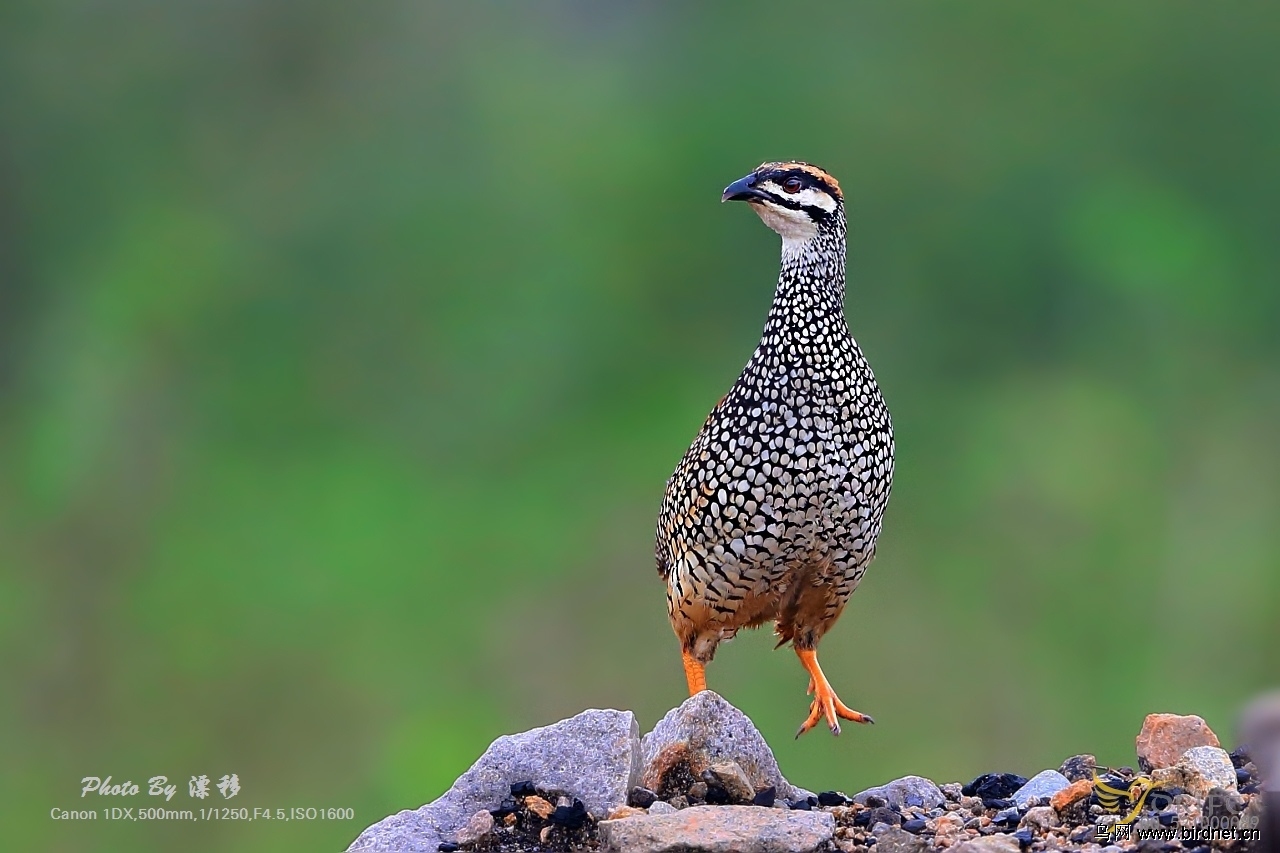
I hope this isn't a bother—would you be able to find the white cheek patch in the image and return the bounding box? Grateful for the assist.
[753,201,819,249]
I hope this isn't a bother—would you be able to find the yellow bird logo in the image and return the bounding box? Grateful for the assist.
[1092,772,1167,826]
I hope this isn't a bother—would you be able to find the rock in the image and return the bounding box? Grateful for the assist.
[668,795,689,810]
[875,826,928,853]
[853,776,945,810]
[951,834,1021,853]
[962,773,1028,801]
[992,807,1021,826]
[1011,770,1070,807]
[630,787,658,809]
[753,786,777,808]
[1019,806,1058,831]
[1152,746,1237,799]
[1050,778,1094,812]
[598,804,835,852]
[608,805,648,820]
[641,692,813,803]
[525,795,554,819]
[703,760,756,804]
[453,810,493,846]
[927,812,966,841]
[345,708,641,852]
[649,800,678,815]
[1135,713,1221,773]
[1057,754,1097,782]
[940,782,964,801]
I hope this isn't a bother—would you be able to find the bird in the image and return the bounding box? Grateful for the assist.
[655,161,894,737]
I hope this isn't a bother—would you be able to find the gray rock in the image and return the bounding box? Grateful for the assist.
[874,826,928,853]
[951,834,1021,853]
[454,809,493,846]
[599,804,835,853]
[1011,769,1070,807]
[1153,745,1237,799]
[641,691,813,802]
[1238,690,1280,776]
[853,776,945,810]
[346,708,641,852]
[1020,805,1058,831]
[648,800,678,815]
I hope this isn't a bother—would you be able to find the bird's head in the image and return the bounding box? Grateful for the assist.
[721,161,844,249]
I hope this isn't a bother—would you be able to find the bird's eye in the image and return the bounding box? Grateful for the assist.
[782,177,803,194]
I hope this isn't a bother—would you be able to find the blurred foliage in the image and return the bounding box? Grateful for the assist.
[2,2,1279,850]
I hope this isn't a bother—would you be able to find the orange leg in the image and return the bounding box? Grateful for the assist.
[794,647,874,737]
[681,649,707,695]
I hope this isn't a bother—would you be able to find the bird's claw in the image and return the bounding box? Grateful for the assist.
[795,688,874,738]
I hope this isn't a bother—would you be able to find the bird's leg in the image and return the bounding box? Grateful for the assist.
[681,649,707,695]
[794,647,873,737]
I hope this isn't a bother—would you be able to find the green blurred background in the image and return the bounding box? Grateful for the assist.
[3,2,1278,850]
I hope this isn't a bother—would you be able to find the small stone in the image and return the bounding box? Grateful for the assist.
[1057,754,1097,782]
[854,776,945,810]
[875,826,927,853]
[598,804,836,853]
[526,795,554,819]
[871,821,894,837]
[1050,778,1093,812]
[629,786,658,809]
[1012,828,1033,848]
[992,808,1020,826]
[951,834,1021,853]
[753,786,777,808]
[437,844,459,853]
[959,796,984,812]
[866,806,901,828]
[1135,714,1222,773]
[510,780,537,798]
[648,800,678,815]
[928,813,966,840]
[539,825,554,844]
[550,798,588,828]
[962,774,1028,801]
[454,809,493,846]
[1019,806,1058,832]
[703,760,756,804]
[668,795,689,810]
[1152,746,1237,798]
[818,791,851,807]
[1012,770,1070,807]
[689,782,709,800]
[940,783,963,801]
[902,818,927,833]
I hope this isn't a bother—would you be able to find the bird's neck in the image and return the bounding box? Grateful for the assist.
[763,225,849,344]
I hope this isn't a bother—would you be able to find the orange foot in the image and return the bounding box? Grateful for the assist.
[682,648,707,695]
[794,647,874,737]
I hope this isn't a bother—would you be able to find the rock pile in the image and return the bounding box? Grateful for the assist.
[347,703,1269,853]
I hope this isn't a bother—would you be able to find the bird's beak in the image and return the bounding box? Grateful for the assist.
[722,173,765,203]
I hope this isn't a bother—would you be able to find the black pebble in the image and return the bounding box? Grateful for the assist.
[984,798,1015,810]
[902,818,927,834]
[489,797,518,819]
[704,783,731,805]
[963,773,1029,800]
[1070,826,1095,843]
[1014,829,1034,848]
[752,786,776,808]
[790,798,812,811]
[1237,767,1252,786]
[628,787,657,809]
[549,799,588,828]
[1240,782,1259,794]
[818,791,850,807]
[510,780,537,798]
[853,809,871,826]
[1158,810,1177,827]
[1229,746,1251,769]
[864,794,889,809]
[438,845,460,853]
